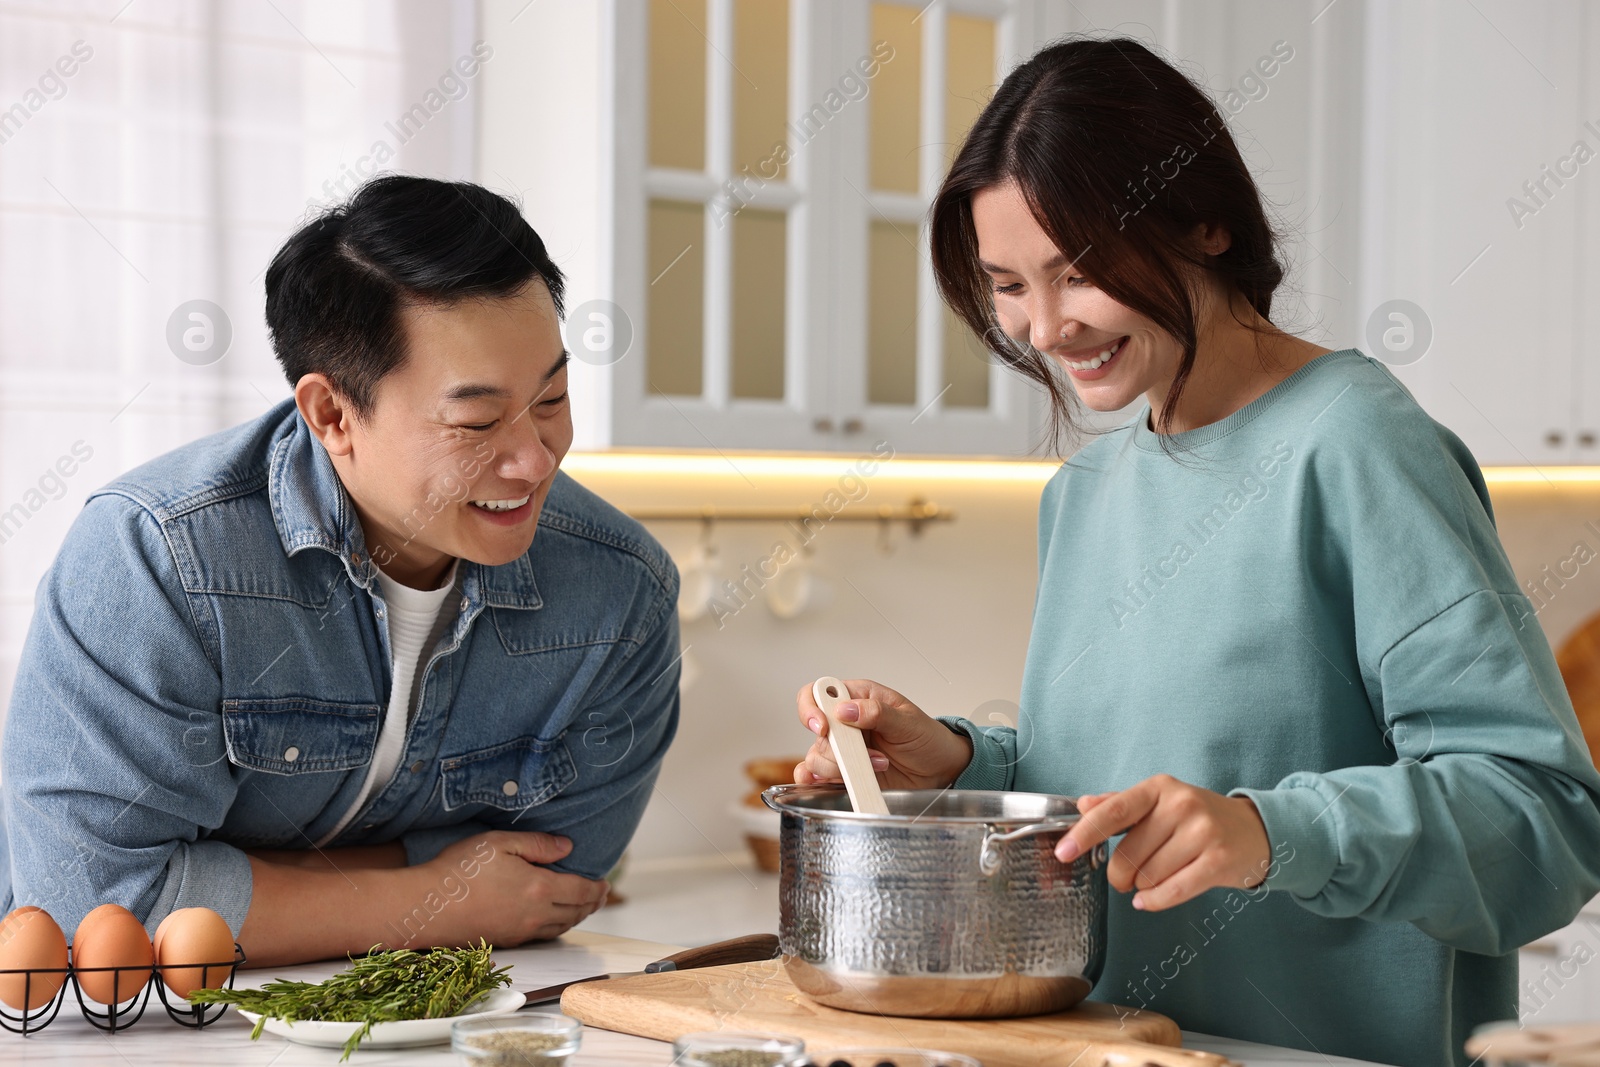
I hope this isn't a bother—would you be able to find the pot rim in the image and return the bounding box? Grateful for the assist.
[761,782,1082,828]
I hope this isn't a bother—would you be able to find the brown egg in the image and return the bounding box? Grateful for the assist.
[0,906,69,1010]
[71,904,153,1005]
[153,908,235,998]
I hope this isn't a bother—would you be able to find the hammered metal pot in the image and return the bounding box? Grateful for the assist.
[762,783,1107,1019]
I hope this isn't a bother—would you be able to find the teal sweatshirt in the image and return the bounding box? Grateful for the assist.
[944,349,1600,1067]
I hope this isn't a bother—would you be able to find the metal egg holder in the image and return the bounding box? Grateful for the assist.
[0,943,246,1035]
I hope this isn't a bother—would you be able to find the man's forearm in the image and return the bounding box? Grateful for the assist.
[238,855,437,967]
[244,842,408,871]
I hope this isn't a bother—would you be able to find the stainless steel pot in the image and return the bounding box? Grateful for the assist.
[762,783,1107,1019]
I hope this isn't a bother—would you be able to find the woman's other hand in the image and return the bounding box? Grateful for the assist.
[793,678,973,791]
[1058,774,1273,911]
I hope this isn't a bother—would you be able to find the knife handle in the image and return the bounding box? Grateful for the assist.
[643,933,781,973]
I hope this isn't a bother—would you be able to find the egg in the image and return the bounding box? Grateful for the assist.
[153,908,235,999]
[71,904,153,1005]
[0,906,69,1010]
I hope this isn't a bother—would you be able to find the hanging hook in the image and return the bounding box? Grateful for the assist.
[907,497,939,537]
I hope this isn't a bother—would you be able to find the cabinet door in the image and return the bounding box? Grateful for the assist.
[610,0,832,452]
[611,0,1044,455]
[1573,5,1600,460]
[825,0,1042,457]
[1360,0,1582,466]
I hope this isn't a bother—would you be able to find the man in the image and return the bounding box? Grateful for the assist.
[0,176,679,966]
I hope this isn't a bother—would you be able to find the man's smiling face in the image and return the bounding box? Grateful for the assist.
[311,280,573,589]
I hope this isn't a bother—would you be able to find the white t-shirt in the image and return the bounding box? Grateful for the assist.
[315,561,459,847]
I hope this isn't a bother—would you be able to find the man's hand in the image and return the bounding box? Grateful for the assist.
[239,830,610,966]
[424,831,610,946]
[1055,774,1272,911]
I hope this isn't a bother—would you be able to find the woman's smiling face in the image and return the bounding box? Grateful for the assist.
[971,179,1183,414]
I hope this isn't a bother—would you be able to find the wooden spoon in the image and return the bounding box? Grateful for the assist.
[813,675,890,815]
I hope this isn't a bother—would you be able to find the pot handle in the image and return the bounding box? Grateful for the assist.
[761,782,808,811]
[979,818,1078,876]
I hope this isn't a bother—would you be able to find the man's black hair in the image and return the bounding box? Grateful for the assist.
[265,175,566,417]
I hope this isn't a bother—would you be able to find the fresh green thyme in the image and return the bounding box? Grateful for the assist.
[189,940,511,1060]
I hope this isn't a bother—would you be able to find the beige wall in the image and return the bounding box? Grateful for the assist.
[1491,485,1600,650]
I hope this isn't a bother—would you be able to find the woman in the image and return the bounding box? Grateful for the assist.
[794,37,1600,1067]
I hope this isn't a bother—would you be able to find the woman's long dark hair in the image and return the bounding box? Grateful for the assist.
[930,36,1286,451]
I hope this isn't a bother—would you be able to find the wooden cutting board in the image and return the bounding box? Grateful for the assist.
[563,959,1236,1067]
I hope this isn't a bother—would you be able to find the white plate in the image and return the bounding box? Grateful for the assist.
[238,987,527,1050]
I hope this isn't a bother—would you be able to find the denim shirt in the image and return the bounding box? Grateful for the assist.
[0,399,680,938]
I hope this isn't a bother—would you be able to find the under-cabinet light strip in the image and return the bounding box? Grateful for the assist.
[563,452,1600,487]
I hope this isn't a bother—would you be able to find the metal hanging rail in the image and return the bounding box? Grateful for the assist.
[627,497,956,535]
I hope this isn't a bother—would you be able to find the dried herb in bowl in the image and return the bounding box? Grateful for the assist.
[188,940,511,1060]
[459,1029,568,1065]
[688,1052,795,1066]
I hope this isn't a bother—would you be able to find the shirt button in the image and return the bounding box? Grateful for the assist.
[459,597,470,613]
[283,746,300,763]
[501,780,519,797]
[375,606,385,618]
[409,760,425,774]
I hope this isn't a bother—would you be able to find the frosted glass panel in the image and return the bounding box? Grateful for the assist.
[731,209,787,400]
[650,0,707,170]
[942,13,995,415]
[869,4,921,194]
[945,14,995,164]
[942,306,990,409]
[647,200,705,396]
[733,0,788,180]
[868,219,919,406]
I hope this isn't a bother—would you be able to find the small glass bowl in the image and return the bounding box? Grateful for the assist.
[672,1030,807,1066]
[452,1012,582,1065]
[808,1049,982,1067]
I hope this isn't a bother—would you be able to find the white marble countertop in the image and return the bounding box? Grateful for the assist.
[0,926,1392,1066]
[1,930,682,1065]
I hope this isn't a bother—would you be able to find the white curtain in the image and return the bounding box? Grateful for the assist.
[0,0,480,716]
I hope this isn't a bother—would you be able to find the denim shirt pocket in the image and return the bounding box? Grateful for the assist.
[439,735,577,812]
[221,697,382,774]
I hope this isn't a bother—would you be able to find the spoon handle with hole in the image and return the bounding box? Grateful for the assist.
[813,675,890,814]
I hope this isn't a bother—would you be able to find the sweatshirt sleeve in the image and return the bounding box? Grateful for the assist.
[1230,367,1600,955]
[1233,587,1600,955]
[939,716,1019,792]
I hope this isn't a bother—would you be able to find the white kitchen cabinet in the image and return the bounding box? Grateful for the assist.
[1574,7,1600,457]
[482,0,1583,461]
[1359,0,1592,466]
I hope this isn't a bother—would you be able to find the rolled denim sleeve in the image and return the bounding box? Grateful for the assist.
[1,493,250,937]
[497,583,681,882]
[400,820,491,866]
